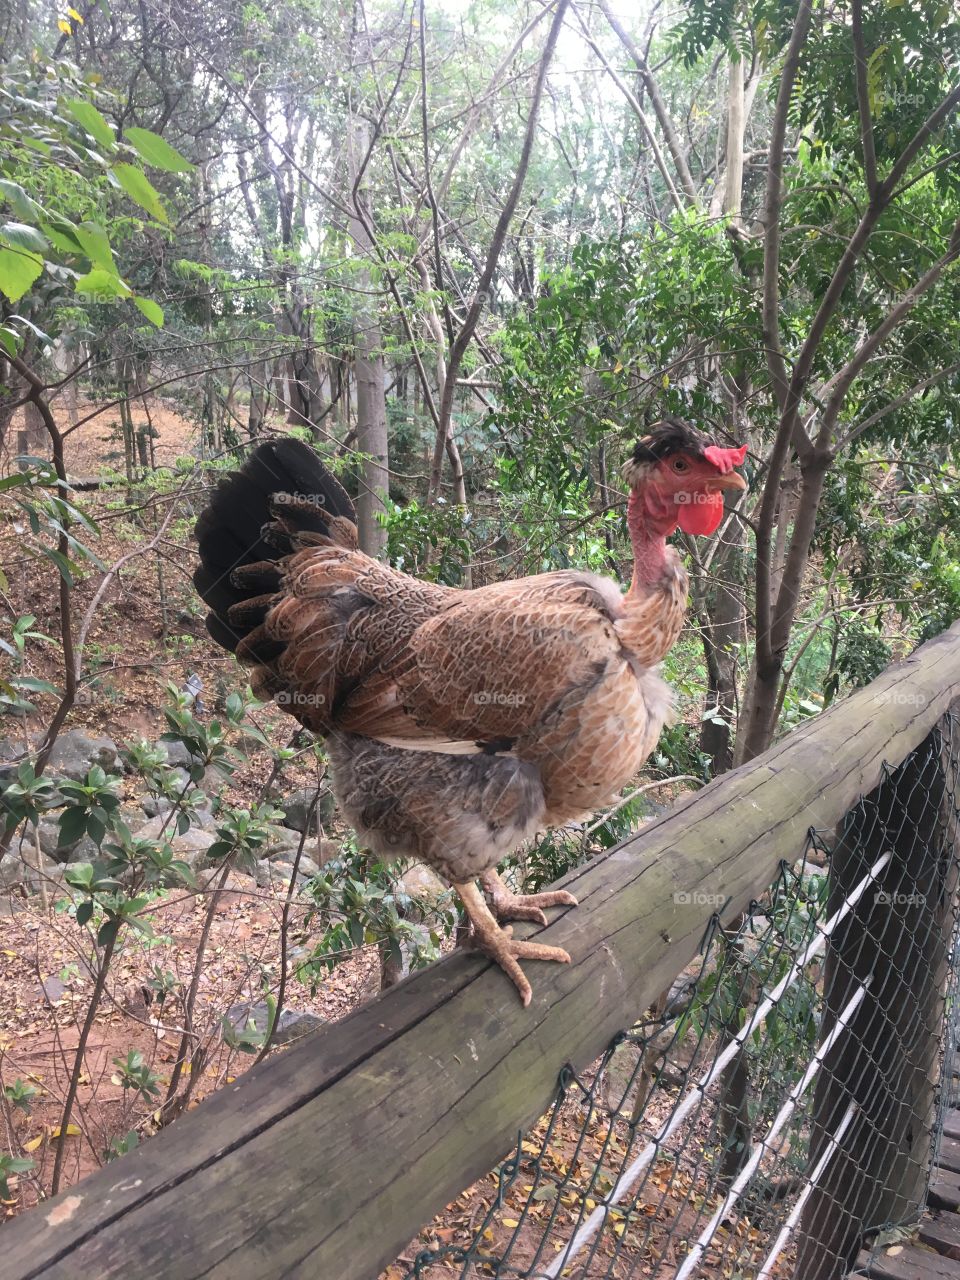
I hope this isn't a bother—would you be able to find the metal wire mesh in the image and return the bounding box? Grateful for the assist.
[396,714,960,1280]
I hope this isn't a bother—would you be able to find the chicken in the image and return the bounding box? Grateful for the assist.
[194,419,747,1004]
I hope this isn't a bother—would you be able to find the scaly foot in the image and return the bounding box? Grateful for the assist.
[455,879,572,1006]
[481,866,578,927]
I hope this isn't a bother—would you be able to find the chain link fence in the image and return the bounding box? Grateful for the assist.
[396,715,960,1280]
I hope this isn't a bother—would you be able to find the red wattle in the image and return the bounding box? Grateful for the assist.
[677,492,724,535]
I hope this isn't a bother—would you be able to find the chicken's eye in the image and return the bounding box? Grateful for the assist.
[671,457,690,473]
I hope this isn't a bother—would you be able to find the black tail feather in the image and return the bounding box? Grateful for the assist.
[194,437,356,657]
[230,562,283,593]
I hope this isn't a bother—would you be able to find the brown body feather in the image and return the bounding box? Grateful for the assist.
[241,532,685,862]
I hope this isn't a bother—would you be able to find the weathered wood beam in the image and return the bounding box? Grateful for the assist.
[5,621,960,1280]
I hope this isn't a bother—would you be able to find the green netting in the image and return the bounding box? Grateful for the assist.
[398,716,960,1280]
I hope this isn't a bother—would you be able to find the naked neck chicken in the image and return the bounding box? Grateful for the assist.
[194,419,747,1004]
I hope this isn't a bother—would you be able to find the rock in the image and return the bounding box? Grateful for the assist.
[278,787,335,834]
[254,859,285,888]
[397,863,449,906]
[7,852,68,896]
[315,838,340,865]
[262,831,340,864]
[46,730,119,781]
[253,856,319,889]
[259,826,303,860]
[139,795,215,827]
[224,1002,323,1046]
[170,829,218,871]
[159,739,203,771]
[157,742,223,792]
[0,740,29,792]
[0,853,25,891]
[199,869,259,906]
[40,976,69,1004]
[140,794,166,818]
[35,818,98,865]
[132,816,217,870]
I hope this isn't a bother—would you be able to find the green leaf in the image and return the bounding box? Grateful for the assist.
[1,223,48,253]
[40,546,78,585]
[124,127,193,173]
[74,222,114,270]
[75,900,93,926]
[11,676,58,694]
[65,98,115,149]
[0,180,43,221]
[76,268,131,301]
[97,919,119,947]
[133,296,164,327]
[0,327,18,358]
[0,244,43,303]
[109,164,168,224]
[58,807,89,847]
[40,215,85,254]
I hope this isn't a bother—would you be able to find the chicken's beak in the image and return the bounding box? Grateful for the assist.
[706,471,747,493]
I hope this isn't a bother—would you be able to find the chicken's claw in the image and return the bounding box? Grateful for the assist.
[456,878,573,1006]
[481,867,578,927]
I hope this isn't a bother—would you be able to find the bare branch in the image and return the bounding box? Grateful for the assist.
[569,2,684,215]
[755,0,815,675]
[597,0,699,206]
[428,0,571,500]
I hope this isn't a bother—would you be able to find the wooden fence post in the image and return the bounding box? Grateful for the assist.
[794,708,960,1279]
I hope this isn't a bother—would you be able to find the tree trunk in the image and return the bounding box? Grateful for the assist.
[347,119,389,560]
[20,399,46,453]
[736,457,830,763]
[700,519,745,775]
[248,360,268,438]
[722,55,746,222]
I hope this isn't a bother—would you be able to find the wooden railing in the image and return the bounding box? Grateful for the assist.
[4,621,960,1280]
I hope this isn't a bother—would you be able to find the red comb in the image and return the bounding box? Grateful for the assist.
[702,443,748,474]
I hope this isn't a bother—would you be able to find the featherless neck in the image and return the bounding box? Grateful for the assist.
[627,485,677,595]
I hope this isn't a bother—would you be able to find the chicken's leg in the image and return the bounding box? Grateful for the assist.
[481,867,578,927]
[455,879,571,1007]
